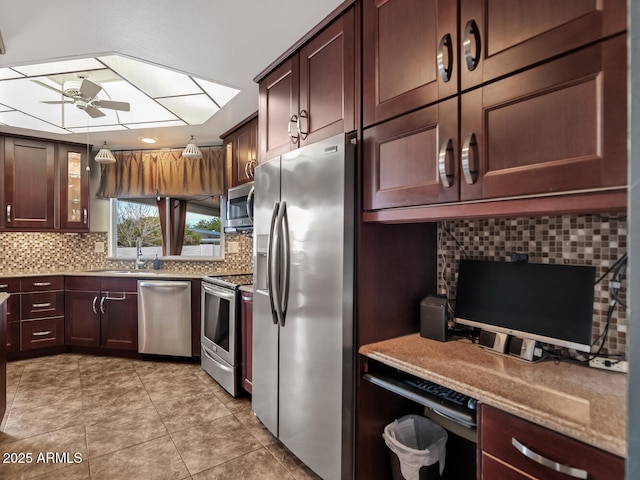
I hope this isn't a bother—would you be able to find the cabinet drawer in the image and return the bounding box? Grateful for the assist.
[100,277,138,293]
[21,317,64,350]
[65,276,100,291]
[480,405,624,480]
[0,278,20,292]
[21,276,64,292]
[481,453,535,480]
[21,291,64,319]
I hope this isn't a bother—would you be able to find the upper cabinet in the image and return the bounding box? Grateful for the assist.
[363,0,457,127]
[362,0,627,219]
[1,135,89,232]
[222,113,258,188]
[258,6,356,162]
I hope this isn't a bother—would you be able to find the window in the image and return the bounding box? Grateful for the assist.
[111,196,223,259]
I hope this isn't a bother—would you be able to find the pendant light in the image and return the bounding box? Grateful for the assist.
[95,141,116,164]
[182,135,203,159]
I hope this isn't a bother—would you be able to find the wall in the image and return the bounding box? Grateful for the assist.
[0,231,253,275]
[437,214,627,357]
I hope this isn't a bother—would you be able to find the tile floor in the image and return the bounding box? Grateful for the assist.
[0,354,322,480]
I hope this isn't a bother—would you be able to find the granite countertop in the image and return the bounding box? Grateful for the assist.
[239,285,253,293]
[359,333,627,458]
[0,270,251,279]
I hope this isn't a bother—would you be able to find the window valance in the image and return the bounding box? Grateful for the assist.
[96,147,224,199]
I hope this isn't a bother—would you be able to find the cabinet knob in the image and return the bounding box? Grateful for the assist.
[83,208,88,224]
[461,133,479,185]
[437,33,453,83]
[6,204,11,223]
[463,19,481,72]
[288,114,300,144]
[438,138,455,188]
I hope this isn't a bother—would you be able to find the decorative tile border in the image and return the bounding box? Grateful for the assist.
[437,214,627,357]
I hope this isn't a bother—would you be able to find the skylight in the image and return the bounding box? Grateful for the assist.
[0,55,240,134]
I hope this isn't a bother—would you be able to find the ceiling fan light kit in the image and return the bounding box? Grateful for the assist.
[182,135,203,159]
[95,141,116,164]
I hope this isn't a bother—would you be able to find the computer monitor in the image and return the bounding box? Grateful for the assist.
[454,259,596,353]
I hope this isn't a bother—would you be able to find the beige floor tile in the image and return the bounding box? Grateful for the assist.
[234,409,277,446]
[133,360,195,379]
[80,368,144,394]
[265,442,323,480]
[12,380,83,409]
[1,397,84,441]
[31,461,91,480]
[82,385,153,423]
[88,435,190,480]
[78,355,135,375]
[192,448,295,480]
[171,415,262,475]
[154,392,231,433]
[85,405,168,458]
[140,373,210,404]
[0,424,87,480]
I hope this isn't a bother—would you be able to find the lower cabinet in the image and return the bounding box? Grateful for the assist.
[0,278,20,352]
[20,276,65,351]
[65,276,138,351]
[479,404,624,480]
[240,290,253,394]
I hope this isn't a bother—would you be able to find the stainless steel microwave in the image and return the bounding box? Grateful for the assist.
[225,182,254,231]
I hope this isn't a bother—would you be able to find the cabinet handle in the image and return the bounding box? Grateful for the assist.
[105,293,127,301]
[6,204,11,223]
[245,161,251,179]
[463,19,481,71]
[438,138,455,188]
[33,282,52,287]
[511,438,588,479]
[288,114,300,144]
[0,284,8,289]
[461,133,479,185]
[437,33,453,82]
[92,296,98,314]
[100,296,106,315]
[242,294,253,301]
[297,110,309,140]
[32,330,53,337]
[32,302,52,308]
[250,159,256,178]
[83,208,88,224]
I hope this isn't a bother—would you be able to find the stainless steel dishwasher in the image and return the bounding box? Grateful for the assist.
[138,280,192,357]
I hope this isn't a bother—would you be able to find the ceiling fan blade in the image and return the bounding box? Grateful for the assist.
[94,100,130,112]
[84,105,106,118]
[40,100,73,104]
[32,79,65,96]
[80,79,102,99]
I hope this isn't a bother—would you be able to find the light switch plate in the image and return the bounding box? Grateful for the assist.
[94,241,105,253]
[227,242,240,254]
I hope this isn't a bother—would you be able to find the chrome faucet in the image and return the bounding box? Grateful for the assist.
[135,237,145,269]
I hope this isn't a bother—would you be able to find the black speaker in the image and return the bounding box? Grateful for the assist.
[420,295,448,342]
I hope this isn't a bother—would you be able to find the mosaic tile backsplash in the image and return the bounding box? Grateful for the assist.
[437,214,628,357]
[0,231,253,275]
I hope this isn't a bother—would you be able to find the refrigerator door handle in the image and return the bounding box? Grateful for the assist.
[273,200,287,327]
[267,202,280,325]
[280,201,291,326]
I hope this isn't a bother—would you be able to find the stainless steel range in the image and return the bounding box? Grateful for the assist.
[201,274,253,396]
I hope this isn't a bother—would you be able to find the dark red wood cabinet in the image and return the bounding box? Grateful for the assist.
[19,276,65,351]
[223,114,258,189]
[0,278,20,353]
[479,404,625,480]
[258,6,356,162]
[65,276,138,351]
[240,290,253,394]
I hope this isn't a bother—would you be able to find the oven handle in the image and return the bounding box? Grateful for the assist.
[202,346,234,373]
[267,202,280,325]
[202,282,236,300]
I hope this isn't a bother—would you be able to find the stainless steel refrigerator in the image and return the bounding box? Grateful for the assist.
[253,133,355,480]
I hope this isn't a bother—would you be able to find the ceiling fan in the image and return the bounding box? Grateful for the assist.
[36,76,130,119]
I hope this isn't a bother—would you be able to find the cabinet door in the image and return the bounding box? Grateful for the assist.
[4,137,55,229]
[460,0,626,91]
[362,0,457,127]
[65,290,101,347]
[460,35,626,202]
[364,97,458,210]
[235,118,258,186]
[259,56,299,162]
[0,278,20,323]
[299,6,356,145]
[240,291,253,394]
[59,143,89,230]
[101,291,138,350]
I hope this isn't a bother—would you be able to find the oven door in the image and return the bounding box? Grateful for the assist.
[201,281,237,367]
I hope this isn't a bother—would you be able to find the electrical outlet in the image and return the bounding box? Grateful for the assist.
[94,241,105,253]
[589,358,628,373]
[227,241,240,254]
